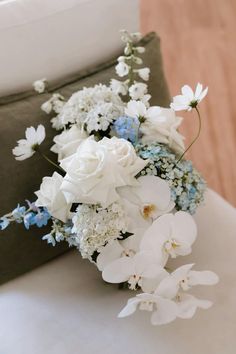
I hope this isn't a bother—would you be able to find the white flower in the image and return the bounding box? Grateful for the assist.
[129,83,148,100]
[12,125,46,161]
[33,78,47,93]
[140,107,185,154]
[110,79,128,96]
[51,125,87,161]
[41,93,65,115]
[58,84,124,129]
[97,229,144,271]
[102,251,166,292]
[51,116,64,131]
[176,293,213,319]
[137,68,150,81]
[41,100,52,114]
[35,172,71,222]
[71,202,129,259]
[118,175,174,231]
[115,62,129,77]
[99,137,148,186]
[125,100,161,121]
[156,263,219,299]
[170,83,208,111]
[140,212,197,263]
[136,46,145,54]
[60,137,125,207]
[118,292,178,325]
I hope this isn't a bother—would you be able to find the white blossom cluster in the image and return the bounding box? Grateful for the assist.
[71,202,128,259]
[55,84,124,133]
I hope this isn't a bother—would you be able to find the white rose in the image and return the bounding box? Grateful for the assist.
[35,172,71,222]
[99,137,148,185]
[33,78,47,93]
[60,137,125,207]
[51,125,88,161]
[141,108,185,154]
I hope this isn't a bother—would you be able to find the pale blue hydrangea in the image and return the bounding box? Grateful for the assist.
[113,116,140,143]
[136,143,206,214]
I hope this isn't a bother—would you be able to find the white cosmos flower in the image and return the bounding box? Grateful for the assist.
[140,107,185,154]
[115,62,130,77]
[118,175,175,231]
[118,292,178,325]
[35,172,71,222]
[12,125,46,161]
[97,228,144,271]
[140,212,197,264]
[102,251,166,292]
[125,100,161,121]
[170,83,208,111]
[110,79,128,95]
[33,78,47,93]
[51,125,88,161]
[129,83,148,100]
[137,68,150,81]
[156,264,219,299]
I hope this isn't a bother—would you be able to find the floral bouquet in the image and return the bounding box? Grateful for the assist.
[0,31,218,325]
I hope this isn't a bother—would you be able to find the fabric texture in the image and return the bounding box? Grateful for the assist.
[0,32,170,285]
[0,189,235,354]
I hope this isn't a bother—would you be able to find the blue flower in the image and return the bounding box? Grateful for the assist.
[0,217,10,230]
[42,233,56,246]
[34,209,51,228]
[113,116,140,144]
[23,212,36,229]
[12,204,26,222]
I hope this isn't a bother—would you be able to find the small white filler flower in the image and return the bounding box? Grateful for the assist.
[33,78,47,93]
[12,125,46,161]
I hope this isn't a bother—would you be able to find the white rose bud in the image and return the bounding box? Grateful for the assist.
[35,172,71,222]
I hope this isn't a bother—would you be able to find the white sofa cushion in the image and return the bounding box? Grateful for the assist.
[0,0,139,96]
[0,189,235,354]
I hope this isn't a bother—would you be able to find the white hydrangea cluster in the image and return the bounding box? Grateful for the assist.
[57,84,124,133]
[71,202,128,259]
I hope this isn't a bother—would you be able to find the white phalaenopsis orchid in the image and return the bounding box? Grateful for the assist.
[102,251,166,292]
[176,293,213,319]
[156,264,219,299]
[97,229,144,271]
[170,83,208,111]
[12,125,46,161]
[118,292,178,325]
[118,175,175,231]
[125,100,161,121]
[140,211,197,263]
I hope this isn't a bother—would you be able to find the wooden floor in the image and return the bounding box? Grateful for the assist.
[141,0,236,206]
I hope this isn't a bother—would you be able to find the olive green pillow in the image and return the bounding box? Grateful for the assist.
[0,32,170,284]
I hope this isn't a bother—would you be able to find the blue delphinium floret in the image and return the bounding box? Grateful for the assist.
[0,217,10,230]
[136,142,206,214]
[113,116,140,143]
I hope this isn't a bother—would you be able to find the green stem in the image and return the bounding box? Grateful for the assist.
[175,106,202,165]
[37,149,65,173]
